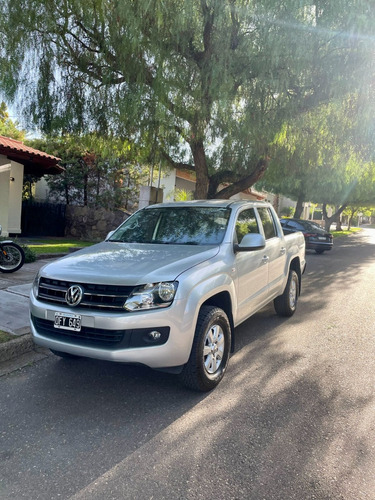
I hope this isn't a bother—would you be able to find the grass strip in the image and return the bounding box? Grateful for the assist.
[27,240,94,254]
[0,330,14,344]
[331,228,362,238]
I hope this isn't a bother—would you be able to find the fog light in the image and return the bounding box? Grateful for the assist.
[148,330,162,341]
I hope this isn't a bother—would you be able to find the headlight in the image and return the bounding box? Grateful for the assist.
[124,281,178,311]
[32,271,40,298]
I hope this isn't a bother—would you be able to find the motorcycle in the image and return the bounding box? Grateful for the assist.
[0,225,25,273]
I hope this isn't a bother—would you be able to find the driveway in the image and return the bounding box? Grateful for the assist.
[0,259,49,334]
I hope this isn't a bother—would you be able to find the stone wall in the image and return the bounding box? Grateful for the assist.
[65,206,129,241]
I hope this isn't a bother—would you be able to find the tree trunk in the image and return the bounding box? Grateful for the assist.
[322,202,348,231]
[293,194,305,218]
[191,140,209,199]
[335,206,343,231]
[322,203,335,231]
[213,157,269,199]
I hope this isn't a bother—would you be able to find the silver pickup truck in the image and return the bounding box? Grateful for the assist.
[30,200,305,391]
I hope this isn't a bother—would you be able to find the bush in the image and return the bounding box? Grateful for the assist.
[280,206,294,217]
[22,245,37,263]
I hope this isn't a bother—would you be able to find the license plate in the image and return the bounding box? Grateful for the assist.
[318,237,327,241]
[54,312,82,332]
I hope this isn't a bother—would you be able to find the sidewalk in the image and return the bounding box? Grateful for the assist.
[0,258,56,365]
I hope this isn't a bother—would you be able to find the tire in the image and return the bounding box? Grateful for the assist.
[179,306,231,392]
[315,249,325,254]
[0,242,25,273]
[50,349,80,359]
[274,270,299,317]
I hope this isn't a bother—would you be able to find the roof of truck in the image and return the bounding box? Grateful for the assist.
[144,200,270,209]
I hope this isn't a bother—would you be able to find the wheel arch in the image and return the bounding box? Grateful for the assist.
[200,291,235,352]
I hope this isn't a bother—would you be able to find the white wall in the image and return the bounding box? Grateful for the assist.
[34,177,49,201]
[161,170,177,201]
[8,160,24,234]
[0,157,23,235]
[0,155,11,236]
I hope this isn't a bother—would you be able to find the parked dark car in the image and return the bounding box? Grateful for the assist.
[280,218,333,254]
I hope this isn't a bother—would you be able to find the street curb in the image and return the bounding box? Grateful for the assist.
[0,333,35,363]
[36,252,67,260]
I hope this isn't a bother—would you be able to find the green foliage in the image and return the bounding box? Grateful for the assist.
[21,244,37,263]
[280,206,294,217]
[1,1,373,199]
[259,96,375,208]
[0,330,14,344]
[174,188,194,202]
[331,228,361,237]
[27,239,93,254]
[0,101,26,140]
[28,134,149,209]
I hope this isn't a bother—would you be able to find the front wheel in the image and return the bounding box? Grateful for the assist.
[179,306,231,392]
[274,270,299,317]
[0,242,25,273]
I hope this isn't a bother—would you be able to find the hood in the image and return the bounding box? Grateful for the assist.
[40,241,220,285]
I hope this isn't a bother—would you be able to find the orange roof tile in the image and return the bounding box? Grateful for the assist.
[0,135,60,161]
[0,135,62,174]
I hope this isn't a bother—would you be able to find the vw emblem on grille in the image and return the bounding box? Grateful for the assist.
[65,285,84,307]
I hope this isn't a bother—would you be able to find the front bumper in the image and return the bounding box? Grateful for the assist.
[29,291,194,369]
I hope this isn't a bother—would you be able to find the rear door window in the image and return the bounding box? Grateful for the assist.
[257,207,277,239]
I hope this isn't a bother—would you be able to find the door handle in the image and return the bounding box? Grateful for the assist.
[280,247,286,255]
[262,255,269,264]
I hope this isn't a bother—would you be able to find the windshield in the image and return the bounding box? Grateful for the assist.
[108,206,231,245]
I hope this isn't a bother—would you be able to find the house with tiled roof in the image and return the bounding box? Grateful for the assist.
[0,135,62,236]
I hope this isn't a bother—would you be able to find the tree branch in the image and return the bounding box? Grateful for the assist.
[212,157,269,199]
[160,150,195,172]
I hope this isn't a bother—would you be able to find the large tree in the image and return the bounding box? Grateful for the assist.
[0,1,373,198]
[258,95,375,230]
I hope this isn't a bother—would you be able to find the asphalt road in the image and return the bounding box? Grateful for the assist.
[1,229,374,500]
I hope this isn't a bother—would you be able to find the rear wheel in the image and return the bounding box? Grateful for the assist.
[50,349,80,359]
[179,306,231,392]
[274,270,299,317]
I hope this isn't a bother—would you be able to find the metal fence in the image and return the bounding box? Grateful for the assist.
[21,201,66,237]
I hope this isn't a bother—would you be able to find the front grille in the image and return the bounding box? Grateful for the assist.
[38,277,133,311]
[31,316,169,349]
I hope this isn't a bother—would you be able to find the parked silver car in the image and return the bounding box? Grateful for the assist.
[30,201,306,391]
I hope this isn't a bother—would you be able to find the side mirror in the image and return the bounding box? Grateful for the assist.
[105,230,115,241]
[234,233,266,252]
